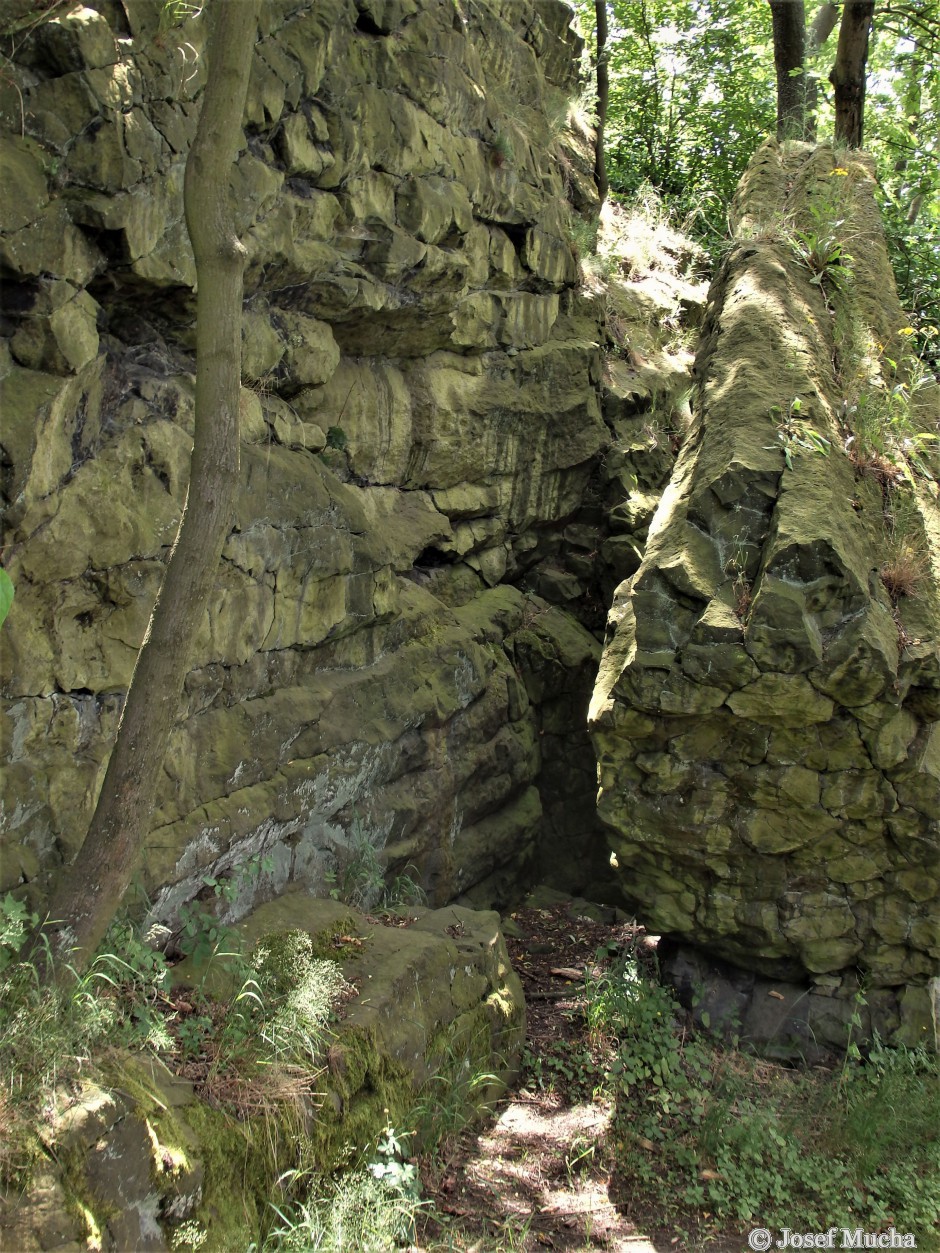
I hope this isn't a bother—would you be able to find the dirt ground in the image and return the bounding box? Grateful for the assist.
[414,898,737,1253]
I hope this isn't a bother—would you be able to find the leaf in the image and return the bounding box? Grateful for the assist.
[0,568,13,629]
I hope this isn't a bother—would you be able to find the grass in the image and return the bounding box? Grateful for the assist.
[253,1122,424,1252]
[0,892,344,1202]
[5,888,939,1251]
[880,492,930,604]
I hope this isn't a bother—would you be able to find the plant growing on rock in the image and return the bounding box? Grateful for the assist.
[490,130,514,168]
[879,491,930,604]
[844,345,940,487]
[767,397,832,470]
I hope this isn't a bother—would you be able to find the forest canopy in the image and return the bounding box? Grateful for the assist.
[576,0,940,332]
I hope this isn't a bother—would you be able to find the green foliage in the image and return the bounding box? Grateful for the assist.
[0,567,13,630]
[585,959,940,1242]
[787,171,856,296]
[158,0,202,34]
[0,893,35,973]
[846,343,940,485]
[576,0,940,324]
[577,0,776,242]
[767,397,832,470]
[490,131,515,167]
[325,424,348,450]
[252,930,349,1065]
[0,897,146,1184]
[865,9,940,331]
[326,816,425,912]
[0,884,350,1191]
[567,213,600,261]
[410,1035,501,1151]
[175,854,274,973]
[522,1039,605,1100]
[256,1170,421,1252]
[255,1122,424,1252]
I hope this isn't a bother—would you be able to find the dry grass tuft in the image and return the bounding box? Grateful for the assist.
[880,542,927,603]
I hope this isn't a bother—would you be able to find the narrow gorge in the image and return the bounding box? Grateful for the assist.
[1,1,938,1247]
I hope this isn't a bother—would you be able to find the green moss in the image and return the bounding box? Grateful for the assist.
[312,1024,414,1171]
[185,1102,275,1253]
[53,1131,118,1250]
[255,917,362,965]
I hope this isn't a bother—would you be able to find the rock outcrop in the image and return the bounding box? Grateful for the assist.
[1,0,617,919]
[2,3,935,1057]
[590,141,940,1047]
[0,897,523,1251]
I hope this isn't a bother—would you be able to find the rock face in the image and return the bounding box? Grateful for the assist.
[590,141,940,1047]
[2,4,936,1055]
[0,0,615,918]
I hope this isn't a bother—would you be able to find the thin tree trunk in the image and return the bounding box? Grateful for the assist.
[831,0,875,147]
[769,0,808,140]
[40,0,260,977]
[595,0,610,202]
[804,1,840,138]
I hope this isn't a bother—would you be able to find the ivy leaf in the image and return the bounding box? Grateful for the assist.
[0,569,13,630]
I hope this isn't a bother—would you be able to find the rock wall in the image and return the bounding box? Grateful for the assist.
[590,141,940,1047]
[1,0,617,920]
[4,5,933,1055]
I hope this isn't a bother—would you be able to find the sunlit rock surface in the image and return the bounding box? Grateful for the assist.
[590,141,940,1046]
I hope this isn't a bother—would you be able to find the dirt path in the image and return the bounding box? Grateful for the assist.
[416,898,673,1252]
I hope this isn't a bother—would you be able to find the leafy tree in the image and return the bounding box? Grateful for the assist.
[577,0,777,240]
[40,0,260,976]
[575,0,940,326]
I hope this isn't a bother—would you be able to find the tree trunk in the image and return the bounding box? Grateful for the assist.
[831,0,875,147]
[40,0,260,977]
[769,0,808,140]
[804,1,840,138]
[595,0,610,203]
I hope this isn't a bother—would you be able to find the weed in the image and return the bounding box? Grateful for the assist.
[787,175,856,296]
[766,396,832,470]
[490,131,514,168]
[568,214,600,262]
[171,1220,208,1250]
[254,1120,425,1251]
[326,815,426,913]
[880,492,929,604]
[325,424,347,450]
[158,1,202,34]
[0,879,351,1193]
[881,541,927,603]
[844,350,940,488]
[588,961,940,1243]
[326,817,386,910]
[410,1036,501,1160]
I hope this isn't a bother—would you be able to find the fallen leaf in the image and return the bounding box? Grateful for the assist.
[638,1137,656,1151]
[699,1168,722,1181]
